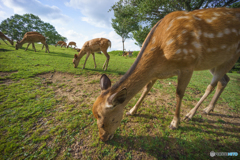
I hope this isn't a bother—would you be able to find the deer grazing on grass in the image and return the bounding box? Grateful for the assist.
[15,32,49,53]
[61,42,67,48]
[0,31,13,45]
[55,41,65,47]
[67,41,76,48]
[73,38,111,71]
[92,7,240,141]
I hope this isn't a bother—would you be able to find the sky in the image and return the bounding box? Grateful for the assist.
[0,0,140,51]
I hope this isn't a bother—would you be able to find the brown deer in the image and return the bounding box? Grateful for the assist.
[73,38,111,71]
[55,41,65,47]
[15,32,49,53]
[67,41,76,48]
[0,31,13,45]
[123,51,133,57]
[92,7,240,141]
[61,42,67,48]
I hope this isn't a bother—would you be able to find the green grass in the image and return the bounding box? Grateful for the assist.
[0,41,240,159]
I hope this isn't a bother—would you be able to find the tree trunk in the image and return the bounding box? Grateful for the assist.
[122,37,125,56]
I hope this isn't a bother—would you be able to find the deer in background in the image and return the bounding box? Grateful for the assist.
[61,42,67,48]
[73,38,111,71]
[55,41,65,47]
[15,31,50,53]
[92,7,240,141]
[0,31,13,45]
[67,41,76,48]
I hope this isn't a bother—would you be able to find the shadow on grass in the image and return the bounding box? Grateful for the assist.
[106,134,238,159]
[0,49,14,52]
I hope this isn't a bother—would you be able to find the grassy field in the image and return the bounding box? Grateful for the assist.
[0,41,240,160]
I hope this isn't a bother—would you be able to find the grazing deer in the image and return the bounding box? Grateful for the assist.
[0,31,13,45]
[73,38,111,71]
[67,41,77,48]
[61,42,67,48]
[123,51,133,57]
[92,7,240,141]
[55,41,65,47]
[15,32,49,53]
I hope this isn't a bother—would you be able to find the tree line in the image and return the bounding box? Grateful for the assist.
[0,14,67,45]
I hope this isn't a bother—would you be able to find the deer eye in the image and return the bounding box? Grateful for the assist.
[101,124,105,128]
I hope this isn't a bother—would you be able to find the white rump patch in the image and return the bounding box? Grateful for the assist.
[192,41,201,48]
[176,49,181,54]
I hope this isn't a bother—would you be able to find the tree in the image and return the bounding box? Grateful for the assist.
[111,0,239,47]
[0,13,67,45]
[111,4,138,55]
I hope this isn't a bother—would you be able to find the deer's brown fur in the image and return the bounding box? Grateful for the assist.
[0,31,13,45]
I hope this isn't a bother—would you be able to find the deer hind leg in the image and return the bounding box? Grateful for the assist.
[184,68,217,121]
[82,52,91,69]
[92,53,97,69]
[170,70,193,130]
[203,74,230,114]
[101,50,110,71]
[126,79,157,116]
[25,43,31,51]
[42,44,45,50]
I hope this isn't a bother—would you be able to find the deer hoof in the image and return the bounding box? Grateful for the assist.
[169,124,177,130]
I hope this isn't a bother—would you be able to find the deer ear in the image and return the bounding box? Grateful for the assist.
[100,74,111,91]
[106,88,127,108]
[74,54,77,58]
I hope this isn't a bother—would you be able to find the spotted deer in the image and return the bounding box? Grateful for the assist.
[73,38,111,71]
[15,31,50,53]
[92,7,240,141]
[67,41,77,48]
[55,41,65,47]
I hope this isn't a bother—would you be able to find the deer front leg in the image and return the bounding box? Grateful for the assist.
[25,43,31,51]
[170,70,193,130]
[82,52,91,69]
[126,79,157,116]
[32,43,36,52]
[92,53,97,69]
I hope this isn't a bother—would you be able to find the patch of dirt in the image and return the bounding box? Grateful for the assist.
[0,71,18,85]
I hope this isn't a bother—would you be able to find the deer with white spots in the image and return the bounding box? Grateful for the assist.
[92,7,240,141]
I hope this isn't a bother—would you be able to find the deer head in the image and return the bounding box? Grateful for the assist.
[15,42,22,50]
[92,74,127,141]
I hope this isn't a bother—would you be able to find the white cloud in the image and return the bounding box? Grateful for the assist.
[1,0,71,25]
[65,0,116,28]
[0,10,8,20]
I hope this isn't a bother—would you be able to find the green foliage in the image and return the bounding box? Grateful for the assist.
[111,0,240,47]
[0,13,67,44]
[111,3,138,54]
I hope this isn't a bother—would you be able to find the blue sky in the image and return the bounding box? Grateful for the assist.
[0,0,140,51]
